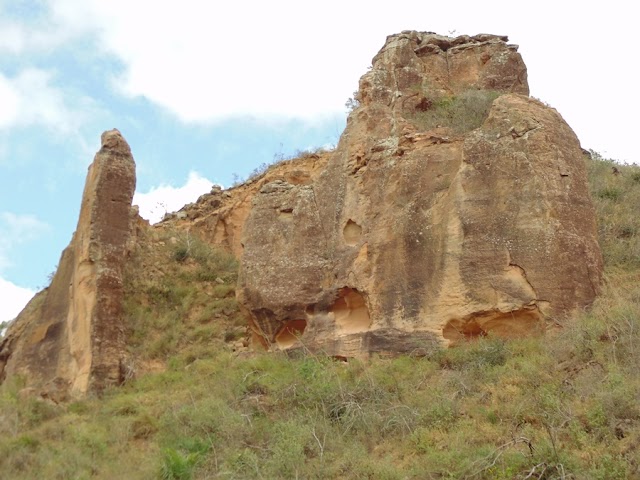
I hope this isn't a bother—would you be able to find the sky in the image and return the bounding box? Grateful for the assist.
[0,0,636,326]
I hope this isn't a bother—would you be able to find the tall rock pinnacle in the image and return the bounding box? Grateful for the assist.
[0,129,136,399]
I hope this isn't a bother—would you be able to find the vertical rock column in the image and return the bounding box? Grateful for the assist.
[0,129,136,398]
[68,129,136,394]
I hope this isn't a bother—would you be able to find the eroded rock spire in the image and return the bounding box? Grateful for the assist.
[0,129,136,400]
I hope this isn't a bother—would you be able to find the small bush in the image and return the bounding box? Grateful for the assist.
[345,90,360,112]
[597,187,623,201]
[21,398,61,427]
[436,336,508,370]
[421,397,458,430]
[587,152,640,268]
[131,412,159,439]
[173,246,190,263]
[160,448,200,480]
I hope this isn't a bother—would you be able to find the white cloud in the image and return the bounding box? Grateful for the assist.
[133,172,216,224]
[0,74,20,129]
[34,0,375,122]
[0,212,50,270]
[0,277,35,326]
[1,0,637,161]
[0,1,98,55]
[1,212,49,241]
[0,68,96,134]
[0,21,64,54]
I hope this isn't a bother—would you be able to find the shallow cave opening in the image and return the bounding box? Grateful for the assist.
[442,307,543,344]
[442,318,487,341]
[274,319,307,349]
[343,219,362,246]
[331,287,371,334]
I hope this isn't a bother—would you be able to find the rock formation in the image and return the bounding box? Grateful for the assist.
[237,32,603,355]
[166,153,330,258]
[0,32,605,398]
[0,130,136,400]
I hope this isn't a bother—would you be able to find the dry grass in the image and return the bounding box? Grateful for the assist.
[587,151,640,269]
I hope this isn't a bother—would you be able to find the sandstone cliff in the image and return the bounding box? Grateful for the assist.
[237,32,603,355]
[0,130,136,400]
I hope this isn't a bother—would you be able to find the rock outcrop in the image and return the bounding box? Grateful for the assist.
[0,32,605,397]
[164,152,330,258]
[238,32,603,355]
[0,130,136,399]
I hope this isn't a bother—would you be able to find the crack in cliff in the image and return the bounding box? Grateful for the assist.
[444,49,451,85]
[507,259,549,307]
[505,247,544,303]
[389,66,402,137]
[508,119,542,139]
[310,186,330,253]
[508,261,533,287]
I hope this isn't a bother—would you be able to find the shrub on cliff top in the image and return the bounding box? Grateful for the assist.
[411,89,501,133]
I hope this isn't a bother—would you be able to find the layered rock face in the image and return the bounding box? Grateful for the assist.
[238,32,603,355]
[0,130,136,399]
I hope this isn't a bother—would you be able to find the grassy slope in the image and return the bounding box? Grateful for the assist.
[1,153,639,480]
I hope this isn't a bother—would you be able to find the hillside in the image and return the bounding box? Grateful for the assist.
[0,30,638,479]
[0,151,638,479]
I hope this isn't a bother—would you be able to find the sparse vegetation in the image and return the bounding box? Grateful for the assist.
[232,146,333,187]
[587,150,640,268]
[122,228,241,364]
[345,90,360,112]
[410,89,501,133]
[0,319,10,335]
[1,152,639,478]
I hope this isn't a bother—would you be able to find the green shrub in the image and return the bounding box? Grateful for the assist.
[173,245,190,263]
[586,151,640,268]
[160,448,200,480]
[20,398,61,427]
